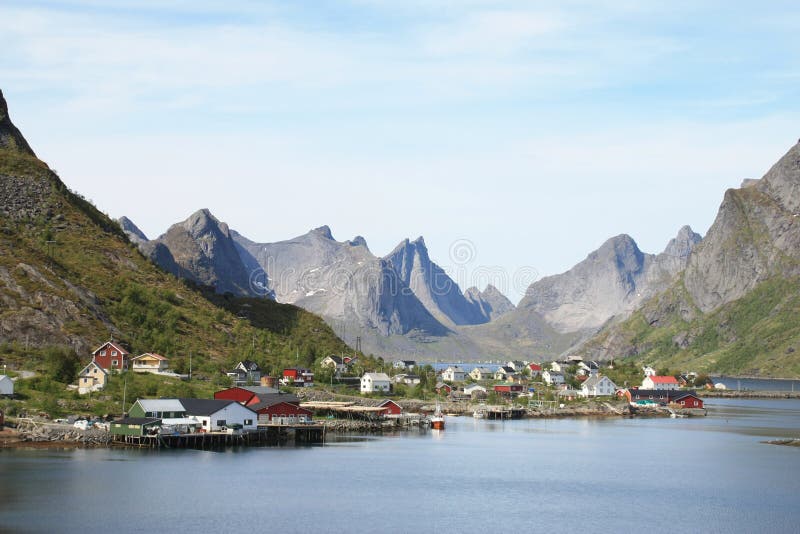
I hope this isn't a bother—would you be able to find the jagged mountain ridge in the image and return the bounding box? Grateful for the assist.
[578,141,800,376]
[514,227,701,334]
[464,284,515,321]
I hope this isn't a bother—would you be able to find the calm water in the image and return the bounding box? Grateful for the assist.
[2,399,800,534]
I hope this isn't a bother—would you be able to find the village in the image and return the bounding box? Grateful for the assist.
[1,339,715,448]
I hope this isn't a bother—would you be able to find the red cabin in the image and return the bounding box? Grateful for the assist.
[674,392,704,409]
[494,383,524,397]
[250,400,312,424]
[91,341,129,372]
[379,399,403,416]
[282,367,314,387]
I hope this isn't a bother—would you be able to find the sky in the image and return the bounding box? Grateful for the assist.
[2,0,799,302]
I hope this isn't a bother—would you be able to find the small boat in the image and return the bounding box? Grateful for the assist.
[431,403,445,430]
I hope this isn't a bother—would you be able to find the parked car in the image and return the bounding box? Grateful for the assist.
[73,419,90,430]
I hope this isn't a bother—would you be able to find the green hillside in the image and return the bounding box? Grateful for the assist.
[0,104,361,415]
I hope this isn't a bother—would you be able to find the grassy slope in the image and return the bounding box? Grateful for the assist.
[0,149,361,415]
[582,275,800,378]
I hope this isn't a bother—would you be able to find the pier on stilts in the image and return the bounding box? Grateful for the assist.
[114,424,325,449]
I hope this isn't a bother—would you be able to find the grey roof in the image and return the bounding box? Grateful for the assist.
[582,375,615,389]
[135,399,185,413]
[179,398,239,416]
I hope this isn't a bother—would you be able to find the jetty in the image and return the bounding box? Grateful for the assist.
[113,424,326,449]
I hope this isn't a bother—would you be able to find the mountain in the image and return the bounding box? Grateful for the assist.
[133,209,257,297]
[233,226,449,337]
[0,88,351,377]
[384,237,490,326]
[118,216,148,245]
[579,141,800,377]
[515,228,700,334]
[464,284,515,321]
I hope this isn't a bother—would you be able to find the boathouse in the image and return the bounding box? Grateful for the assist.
[214,386,284,406]
[110,417,161,437]
[379,399,403,416]
[494,383,524,398]
[179,398,258,432]
[250,399,312,424]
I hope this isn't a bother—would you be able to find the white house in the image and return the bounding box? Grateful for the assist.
[361,372,392,394]
[463,384,488,397]
[550,361,564,372]
[469,367,495,381]
[320,355,347,374]
[506,360,526,371]
[579,375,617,398]
[643,366,657,377]
[642,375,679,390]
[77,361,108,395]
[393,373,421,385]
[577,361,600,377]
[179,398,257,432]
[441,366,466,382]
[0,374,13,396]
[393,360,416,370]
[542,370,565,386]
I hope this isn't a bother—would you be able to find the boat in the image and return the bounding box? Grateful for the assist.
[430,403,445,430]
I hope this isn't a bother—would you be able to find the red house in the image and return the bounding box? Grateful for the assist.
[91,341,129,372]
[494,383,524,397]
[528,363,542,377]
[379,399,403,416]
[249,398,312,424]
[282,368,314,387]
[673,392,704,409]
[214,386,295,407]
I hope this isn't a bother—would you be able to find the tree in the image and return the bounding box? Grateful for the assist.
[44,346,81,383]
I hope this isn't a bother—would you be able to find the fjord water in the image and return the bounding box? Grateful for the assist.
[2,399,799,534]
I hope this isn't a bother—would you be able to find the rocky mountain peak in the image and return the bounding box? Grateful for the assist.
[0,89,36,157]
[348,235,369,249]
[118,216,149,245]
[756,140,800,213]
[310,225,334,240]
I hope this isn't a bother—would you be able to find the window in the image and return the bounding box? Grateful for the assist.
[217,420,226,427]
[202,420,207,427]
[244,419,253,426]
[112,351,118,356]
[112,360,118,367]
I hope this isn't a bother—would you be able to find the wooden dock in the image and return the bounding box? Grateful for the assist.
[113,424,326,449]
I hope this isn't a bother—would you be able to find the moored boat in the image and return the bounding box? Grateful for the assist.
[431,403,445,430]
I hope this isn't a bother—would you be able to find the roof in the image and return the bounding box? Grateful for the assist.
[239,386,280,395]
[132,353,168,361]
[379,399,401,407]
[135,399,185,413]
[111,417,161,426]
[179,398,245,416]
[324,355,344,364]
[472,367,494,374]
[464,384,487,392]
[582,375,615,389]
[237,360,260,371]
[627,389,698,401]
[445,366,464,372]
[649,376,679,384]
[247,393,301,411]
[362,372,391,381]
[92,340,129,355]
[497,366,514,373]
[528,363,542,370]
[79,361,107,375]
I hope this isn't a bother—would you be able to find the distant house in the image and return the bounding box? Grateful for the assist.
[379,399,403,416]
[506,361,526,372]
[128,399,187,419]
[623,389,702,408]
[542,370,565,386]
[0,374,13,396]
[550,361,565,373]
[282,368,314,387]
[469,367,495,381]
[393,360,416,370]
[393,374,421,385]
[249,397,311,425]
[214,386,286,406]
[463,384,488,399]
[494,383,524,397]
[320,355,347,374]
[579,375,617,398]
[131,353,170,374]
[558,389,581,401]
[642,376,679,390]
[643,366,657,377]
[528,363,542,377]
[577,361,600,377]
[494,366,516,381]
[77,361,108,395]
[442,366,466,383]
[227,360,261,386]
[179,398,257,432]
[361,372,391,394]
[91,340,129,372]
[435,382,453,395]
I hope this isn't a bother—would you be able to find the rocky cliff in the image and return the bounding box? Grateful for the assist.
[464,284,515,321]
[0,89,35,157]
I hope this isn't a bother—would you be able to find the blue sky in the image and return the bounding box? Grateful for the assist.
[2,0,799,301]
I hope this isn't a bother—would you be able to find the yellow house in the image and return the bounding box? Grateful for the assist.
[131,353,170,374]
[78,361,108,394]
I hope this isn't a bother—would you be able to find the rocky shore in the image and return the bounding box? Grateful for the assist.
[698,390,800,399]
[1,420,112,448]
